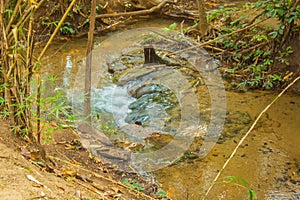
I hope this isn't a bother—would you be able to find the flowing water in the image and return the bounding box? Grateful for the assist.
[40,18,300,199]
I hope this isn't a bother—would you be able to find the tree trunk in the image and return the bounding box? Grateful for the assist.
[196,0,209,36]
[84,0,96,122]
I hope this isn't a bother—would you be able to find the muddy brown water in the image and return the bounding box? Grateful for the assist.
[154,91,300,199]
[40,18,300,199]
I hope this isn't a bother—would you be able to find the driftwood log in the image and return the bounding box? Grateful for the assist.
[129,0,163,9]
[96,0,164,10]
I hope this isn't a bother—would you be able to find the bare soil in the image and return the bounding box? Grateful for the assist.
[0,118,158,200]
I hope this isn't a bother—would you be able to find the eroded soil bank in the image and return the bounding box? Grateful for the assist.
[0,118,158,200]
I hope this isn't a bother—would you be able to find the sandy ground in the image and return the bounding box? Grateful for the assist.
[0,119,156,200]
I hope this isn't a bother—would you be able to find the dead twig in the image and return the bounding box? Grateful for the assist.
[237,42,267,55]
[95,0,169,18]
[246,11,265,27]
[74,18,135,38]
[48,155,155,199]
[203,75,300,199]
[203,45,229,53]
[75,180,103,196]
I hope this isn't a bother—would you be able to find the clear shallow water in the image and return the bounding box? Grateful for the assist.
[92,85,135,126]
[40,19,300,199]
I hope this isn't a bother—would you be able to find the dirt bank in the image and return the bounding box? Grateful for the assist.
[0,118,160,200]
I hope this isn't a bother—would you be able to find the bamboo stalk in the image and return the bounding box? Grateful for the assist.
[36,0,77,143]
[25,8,34,140]
[37,0,77,61]
[0,1,16,127]
[5,0,22,34]
[6,0,45,45]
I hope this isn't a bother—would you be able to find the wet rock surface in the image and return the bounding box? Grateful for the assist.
[80,29,222,172]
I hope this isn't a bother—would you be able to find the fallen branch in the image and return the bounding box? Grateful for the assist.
[203,45,229,53]
[75,180,103,196]
[48,155,155,199]
[73,18,135,38]
[95,0,169,18]
[237,42,267,55]
[167,18,269,56]
[203,75,300,199]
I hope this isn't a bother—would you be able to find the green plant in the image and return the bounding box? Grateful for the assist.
[19,75,77,143]
[278,46,293,65]
[183,20,199,34]
[100,119,116,135]
[204,0,299,89]
[263,73,283,89]
[41,18,58,27]
[4,9,13,18]
[76,5,83,12]
[207,6,237,22]
[156,190,168,198]
[67,12,73,17]
[163,22,178,32]
[125,3,132,9]
[41,18,75,35]
[221,176,257,200]
[122,178,145,192]
[65,177,72,182]
[140,32,160,44]
[162,22,186,41]
[255,0,300,48]
[0,1,38,139]
[60,22,76,34]
[43,76,74,121]
[43,127,54,144]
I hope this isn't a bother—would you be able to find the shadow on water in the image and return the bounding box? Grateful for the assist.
[41,20,300,200]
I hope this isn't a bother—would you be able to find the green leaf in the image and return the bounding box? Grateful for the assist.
[157,191,167,198]
[43,138,52,144]
[122,178,130,185]
[249,189,257,200]
[230,19,240,25]
[223,176,237,183]
[34,161,44,165]
[269,31,278,39]
[170,22,177,30]
[237,177,250,188]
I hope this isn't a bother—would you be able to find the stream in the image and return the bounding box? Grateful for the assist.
[41,18,300,199]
